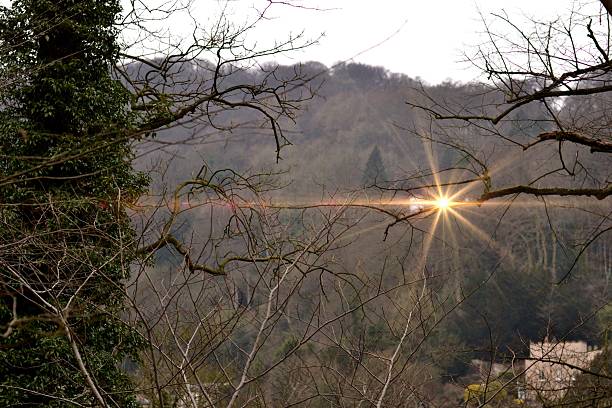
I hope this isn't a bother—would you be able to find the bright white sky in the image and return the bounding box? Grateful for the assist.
[163,0,599,84]
[0,0,601,83]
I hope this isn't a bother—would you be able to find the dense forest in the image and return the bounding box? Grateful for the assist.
[135,60,610,403]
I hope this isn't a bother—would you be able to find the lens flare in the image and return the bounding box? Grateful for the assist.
[436,197,451,210]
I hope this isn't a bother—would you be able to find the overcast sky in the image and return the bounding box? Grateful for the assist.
[0,0,600,84]
[166,0,601,84]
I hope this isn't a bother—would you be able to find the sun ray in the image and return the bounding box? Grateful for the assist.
[445,206,519,264]
[415,208,443,271]
[420,132,444,199]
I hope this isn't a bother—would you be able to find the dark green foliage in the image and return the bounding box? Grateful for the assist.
[445,263,603,360]
[365,321,395,352]
[362,145,388,187]
[0,0,146,405]
[562,347,611,407]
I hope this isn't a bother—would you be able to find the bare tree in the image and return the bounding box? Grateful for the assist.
[0,0,329,406]
[384,1,612,405]
[393,1,611,282]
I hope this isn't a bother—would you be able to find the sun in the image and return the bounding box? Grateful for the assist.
[436,196,451,210]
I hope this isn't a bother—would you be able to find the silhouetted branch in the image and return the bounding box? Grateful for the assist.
[526,131,612,153]
[480,185,612,201]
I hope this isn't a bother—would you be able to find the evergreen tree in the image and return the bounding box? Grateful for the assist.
[0,1,146,405]
[362,145,388,187]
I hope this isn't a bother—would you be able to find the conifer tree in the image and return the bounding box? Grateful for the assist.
[362,145,388,187]
[0,1,146,405]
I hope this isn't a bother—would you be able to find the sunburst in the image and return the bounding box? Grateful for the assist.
[435,196,451,210]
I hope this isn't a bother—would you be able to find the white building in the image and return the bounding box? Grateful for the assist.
[524,340,600,402]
